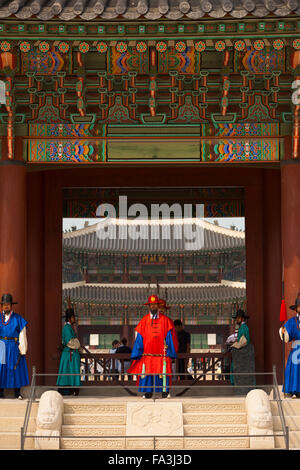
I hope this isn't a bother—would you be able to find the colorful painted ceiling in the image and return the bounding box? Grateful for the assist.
[0,0,298,162]
[63,187,245,217]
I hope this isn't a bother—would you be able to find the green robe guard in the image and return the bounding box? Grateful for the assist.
[230,322,250,385]
[236,323,250,345]
[57,322,81,389]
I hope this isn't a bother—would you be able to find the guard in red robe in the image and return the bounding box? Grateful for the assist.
[128,295,178,399]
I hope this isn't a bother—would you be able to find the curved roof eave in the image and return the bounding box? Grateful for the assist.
[1,0,299,21]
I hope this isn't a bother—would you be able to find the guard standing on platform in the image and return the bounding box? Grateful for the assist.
[230,309,255,391]
[279,294,300,398]
[231,309,250,351]
[0,293,29,399]
[57,308,81,396]
[128,295,178,399]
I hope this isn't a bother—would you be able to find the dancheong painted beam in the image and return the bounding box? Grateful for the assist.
[0,0,299,162]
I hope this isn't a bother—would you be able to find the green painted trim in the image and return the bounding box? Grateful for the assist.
[211,114,237,123]
[2,33,300,40]
[70,114,96,124]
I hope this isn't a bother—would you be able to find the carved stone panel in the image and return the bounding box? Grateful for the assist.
[126,402,183,437]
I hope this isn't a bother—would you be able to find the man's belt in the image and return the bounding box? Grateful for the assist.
[143,353,164,357]
[0,336,18,342]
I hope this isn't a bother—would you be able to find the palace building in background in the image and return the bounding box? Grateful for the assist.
[62,216,246,350]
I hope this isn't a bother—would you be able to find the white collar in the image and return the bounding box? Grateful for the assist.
[150,312,159,319]
[3,311,13,321]
[3,310,13,316]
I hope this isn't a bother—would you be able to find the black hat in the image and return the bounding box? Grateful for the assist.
[1,293,17,305]
[232,309,249,320]
[290,294,300,311]
[65,308,75,321]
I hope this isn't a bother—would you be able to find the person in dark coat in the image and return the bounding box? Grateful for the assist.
[174,319,191,380]
[116,337,132,376]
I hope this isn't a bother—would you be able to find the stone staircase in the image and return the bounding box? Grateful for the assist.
[0,400,38,450]
[0,393,299,450]
[271,398,300,449]
[61,400,127,450]
[182,399,249,450]
[59,397,249,450]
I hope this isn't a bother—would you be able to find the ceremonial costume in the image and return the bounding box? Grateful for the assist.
[57,309,81,395]
[279,296,300,396]
[230,309,255,389]
[232,322,250,350]
[0,294,29,398]
[128,295,178,395]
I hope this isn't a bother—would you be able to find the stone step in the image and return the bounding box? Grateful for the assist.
[271,399,300,416]
[183,412,247,425]
[273,415,300,432]
[62,425,125,436]
[0,416,36,432]
[275,431,300,449]
[184,423,248,437]
[63,413,126,425]
[182,402,245,414]
[62,423,249,439]
[61,436,250,450]
[0,432,35,450]
[64,402,126,415]
[61,437,127,450]
[0,400,38,417]
[183,436,249,450]
[62,437,183,450]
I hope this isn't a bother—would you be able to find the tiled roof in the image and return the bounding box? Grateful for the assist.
[1,0,299,21]
[62,280,246,304]
[63,219,245,254]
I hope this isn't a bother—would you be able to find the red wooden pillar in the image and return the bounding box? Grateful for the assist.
[0,139,26,318]
[26,171,45,380]
[262,169,282,379]
[44,171,62,381]
[244,173,264,375]
[281,161,300,319]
